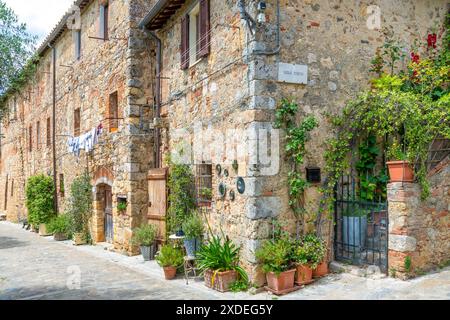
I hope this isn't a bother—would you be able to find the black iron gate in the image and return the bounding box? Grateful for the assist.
[334,175,388,273]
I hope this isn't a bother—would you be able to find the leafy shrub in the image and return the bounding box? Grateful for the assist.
[292,234,326,269]
[25,174,55,225]
[255,237,293,275]
[196,235,248,283]
[167,162,196,233]
[229,279,250,293]
[182,213,204,239]
[66,174,92,237]
[156,245,184,268]
[132,224,158,247]
[48,215,71,235]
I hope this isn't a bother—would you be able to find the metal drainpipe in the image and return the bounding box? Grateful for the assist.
[147,30,162,169]
[48,44,59,215]
[239,0,281,56]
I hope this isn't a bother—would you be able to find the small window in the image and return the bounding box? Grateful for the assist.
[108,91,118,133]
[74,108,81,137]
[59,174,65,197]
[99,3,109,40]
[181,0,210,69]
[46,117,51,147]
[195,163,212,207]
[11,179,14,197]
[29,125,33,152]
[74,30,81,60]
[36,121,40,149]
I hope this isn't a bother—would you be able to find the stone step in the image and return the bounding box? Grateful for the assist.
[330,261,387,279]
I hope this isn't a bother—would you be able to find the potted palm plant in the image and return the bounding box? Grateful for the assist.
[196,235,248,293]
[155,245,184,280]
[256,237,296,294]
[48,214,71,241]
[182,213,204,257]
[132,224,158,261]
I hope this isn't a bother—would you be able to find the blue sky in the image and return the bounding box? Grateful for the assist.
[4,0,74,47]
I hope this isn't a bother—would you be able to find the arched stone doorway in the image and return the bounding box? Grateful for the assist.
[92,167,114,244]
[94,184,113,244]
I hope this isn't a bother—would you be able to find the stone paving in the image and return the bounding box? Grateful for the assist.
[0,221,449,300]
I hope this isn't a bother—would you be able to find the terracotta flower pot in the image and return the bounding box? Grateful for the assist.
[295,264,313,285]
[266,269,296,293]
[313,261,329,278]
[204,269,237,292]
[163,266,177,280]
[386,161,414,182]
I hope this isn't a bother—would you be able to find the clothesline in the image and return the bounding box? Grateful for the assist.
[67,123,103,158]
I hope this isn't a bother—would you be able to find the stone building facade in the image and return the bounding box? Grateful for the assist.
[0,0,448,284]
[0,0,156,254]
[138,0,449,284]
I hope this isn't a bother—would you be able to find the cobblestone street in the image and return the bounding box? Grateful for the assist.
[1,222,449,300]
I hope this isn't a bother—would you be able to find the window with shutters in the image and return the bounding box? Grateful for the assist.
[74,108,81,137]
[36,121,41,149]
[181,0,210,69]
[99,2,109,40]
[108,91,118,133]
[46,117,51,147]
[28,125,33,152]
[74,30,81,60]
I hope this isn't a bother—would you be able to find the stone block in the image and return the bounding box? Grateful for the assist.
[389,235,417,252]
[245,196,281,220]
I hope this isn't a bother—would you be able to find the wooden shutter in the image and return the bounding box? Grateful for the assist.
[180,14,190,70]
[74,108,81,137]
[148,168,168,242]
[198,0,210,58]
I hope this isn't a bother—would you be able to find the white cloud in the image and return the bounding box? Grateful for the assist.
[4,0,74,47]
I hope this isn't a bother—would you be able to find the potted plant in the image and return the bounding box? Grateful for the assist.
[132,224,158,261]
[66,174,93,246]
[292,235,323,285]
[182,213,204,257]
[255,237,296,294]
[25,174,56,237]
[117,201,127,214]
[48,215,71,241]
[386,141,414,182]
[303,235,327,278]
[196,235,248,293]
[155,245,184,280]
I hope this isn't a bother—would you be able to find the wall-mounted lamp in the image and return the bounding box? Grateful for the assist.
[257,1,267,24]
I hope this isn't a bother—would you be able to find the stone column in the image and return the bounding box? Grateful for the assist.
[387,182,419,279]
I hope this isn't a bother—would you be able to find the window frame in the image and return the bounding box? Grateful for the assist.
[100,3,109,40]
[74,108,81,137]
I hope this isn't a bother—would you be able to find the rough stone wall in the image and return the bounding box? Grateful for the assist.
[387,160,450,280]
[149,0,448,285]
[0,0,155,255]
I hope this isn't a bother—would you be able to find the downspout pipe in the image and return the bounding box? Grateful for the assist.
[48,43,59,215]
[238,0,281,56]
[146,29,162,169]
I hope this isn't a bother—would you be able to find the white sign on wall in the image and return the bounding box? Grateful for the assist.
[278,63,308,84]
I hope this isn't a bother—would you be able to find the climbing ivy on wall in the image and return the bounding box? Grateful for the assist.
[275,98,318,236]
[322,15,450,212]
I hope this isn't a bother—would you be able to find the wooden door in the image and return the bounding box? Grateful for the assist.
[148,168,167,243]
[104,188,113,243]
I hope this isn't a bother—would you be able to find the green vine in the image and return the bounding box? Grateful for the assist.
[275,98,318,235]
[323,17,450,208]
[167,160,196,235]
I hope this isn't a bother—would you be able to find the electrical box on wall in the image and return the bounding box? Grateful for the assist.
[306,167,321,183]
